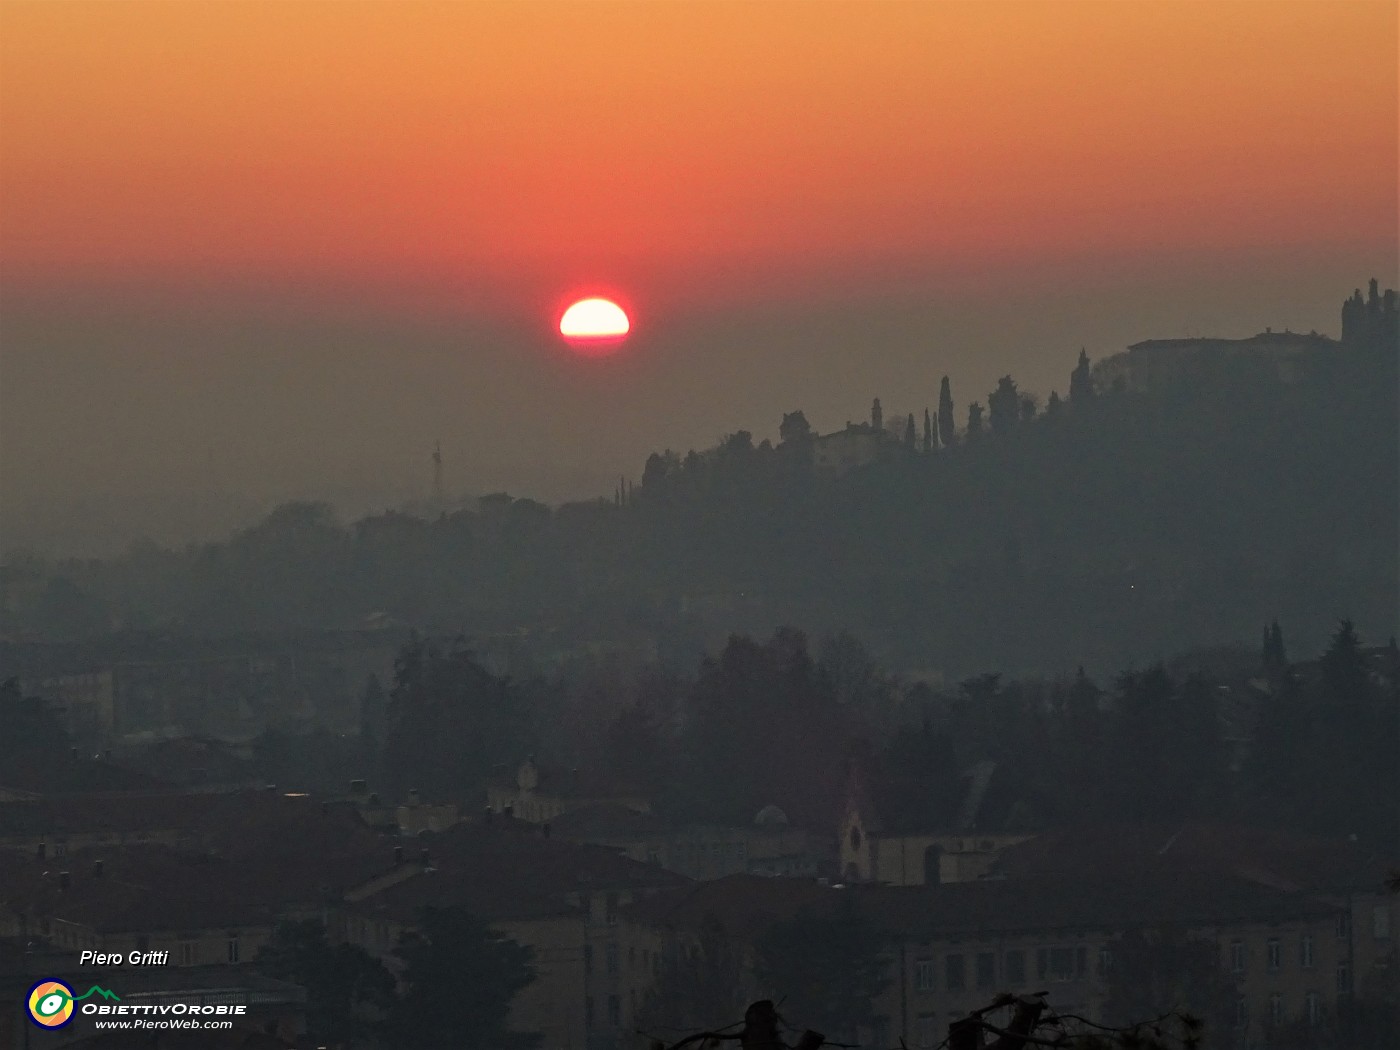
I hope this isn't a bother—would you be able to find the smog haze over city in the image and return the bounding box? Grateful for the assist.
[0,4,1396,1050]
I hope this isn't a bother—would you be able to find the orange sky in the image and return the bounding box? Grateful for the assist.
[1,2,1397,555]
[2,0,1395,315]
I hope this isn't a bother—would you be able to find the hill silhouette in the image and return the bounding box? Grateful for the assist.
[2,315,1394,678]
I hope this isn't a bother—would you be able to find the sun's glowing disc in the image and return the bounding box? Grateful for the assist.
[559,298,630,339]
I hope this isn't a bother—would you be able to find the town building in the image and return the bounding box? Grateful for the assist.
[486,757,650,825]
[624,869,1359,1050]
[838,757,1037,885]
[549,802,825,881]
[336,819,687,1050]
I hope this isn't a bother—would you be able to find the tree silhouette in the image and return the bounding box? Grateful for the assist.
[989,376,1021,434]
[1070,348,1094,401]
[923,408,934,452]
[967,401,985,438]
[389,906,538,1050]
[753,895,889,1046]
[1100,925,1235,1038]
[1261,620,1287,673]
[1320,618,1366,702]
[256,919,396,1047]
[779,411,813,446]
[635,914,750,1039]
[939,376,956,447]
[382,637,533,799]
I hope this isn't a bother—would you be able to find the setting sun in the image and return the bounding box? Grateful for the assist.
[559,298,630,341]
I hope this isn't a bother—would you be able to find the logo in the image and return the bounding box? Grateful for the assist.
[27,980,120,1028]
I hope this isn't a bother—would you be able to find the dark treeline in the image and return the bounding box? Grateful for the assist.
[2,338,1395,678]
[365,621,1398,852]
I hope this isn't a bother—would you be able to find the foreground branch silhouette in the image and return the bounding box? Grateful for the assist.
[641,994,1201,1050]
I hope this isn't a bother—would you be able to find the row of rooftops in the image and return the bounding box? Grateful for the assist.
[625,870,1345,943]
[1,781,1389,939]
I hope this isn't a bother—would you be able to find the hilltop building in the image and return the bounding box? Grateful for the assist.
[1092,278,1396,394]
[1091,329,1336,394]
[810,399,897,476]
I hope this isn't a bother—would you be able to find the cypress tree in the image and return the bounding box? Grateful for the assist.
[1070,348,1094,401]
[938,377,955,447]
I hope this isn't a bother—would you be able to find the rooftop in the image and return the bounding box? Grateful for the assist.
[349,820,688,925]
[627,870,1340,942]
[992,822,1394,894]
[1125,331,1336,353]
[547,802,668,841]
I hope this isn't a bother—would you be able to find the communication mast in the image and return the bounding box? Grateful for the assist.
[431,441,444,509]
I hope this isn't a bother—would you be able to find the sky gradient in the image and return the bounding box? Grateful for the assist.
[1,1,1396,554]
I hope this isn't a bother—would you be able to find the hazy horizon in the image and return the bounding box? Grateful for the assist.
[4,250,1394,557]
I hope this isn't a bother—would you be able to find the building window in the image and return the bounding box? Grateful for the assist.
[178,941,197,967]
[605,893,619,926]
[1005,950,1026,985]
[1268,993,1283,1027]
[629,946,636,968]
[1336,913,1350,940]
[1305,992,1320,1026]
[1229,940,1246,975]
[1097,948,1114,977]
[915,1014,937,1049]
[976,953,995,989]
[607,995,621,1027]
[226,937,240,964]
[1336,960,1351,995]
[1300,934,1314,969]
[946,953,965,992]
[584,945,593,975]
[1266,938,1280,971]
[606,942,619,976]
[1049,947,1075,981]
[1374,905,1392,940]
[915,958,935,992]
[1233,997,1248,1030]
